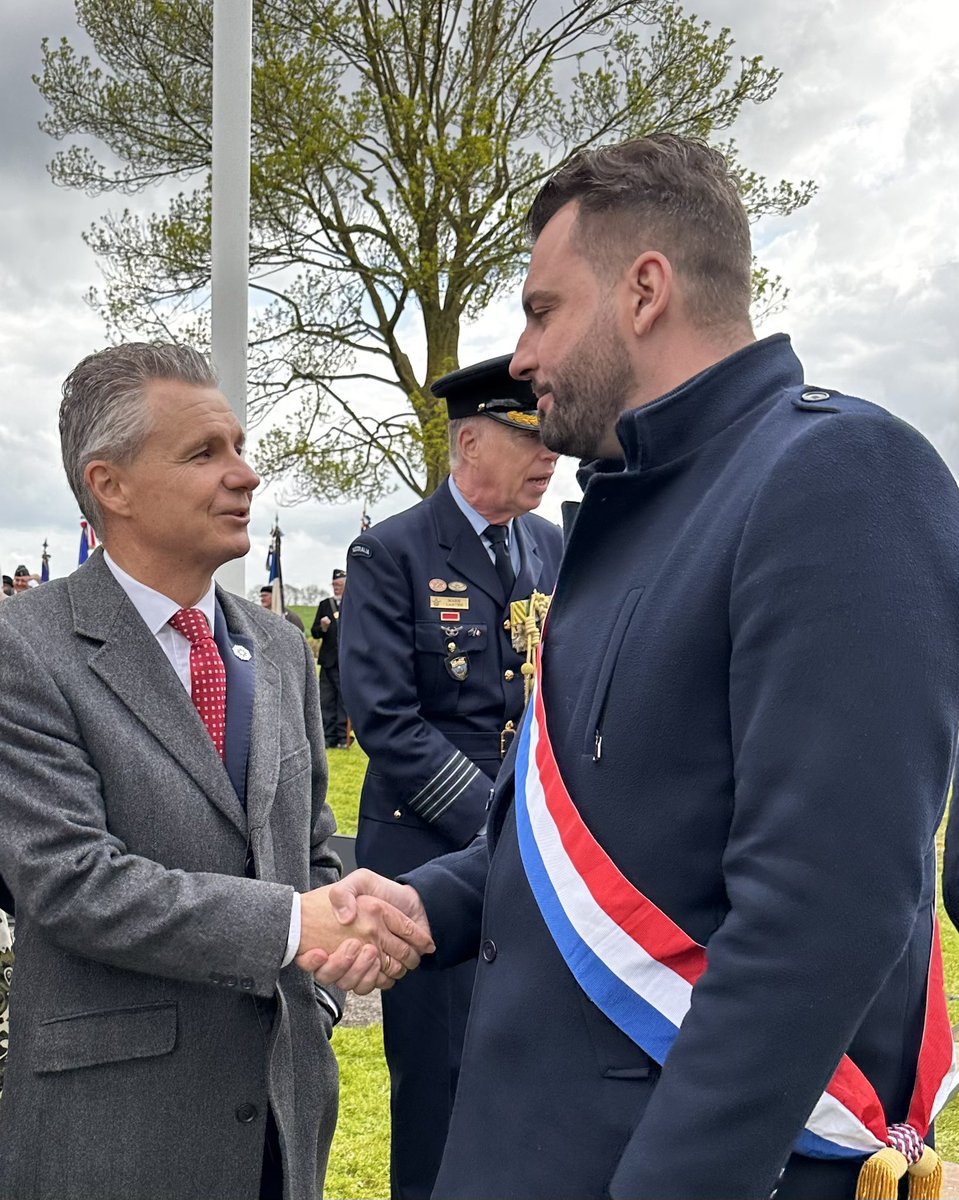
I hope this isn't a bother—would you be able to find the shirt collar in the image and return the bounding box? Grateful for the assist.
[447,474,514,538]
[103,551,217,637]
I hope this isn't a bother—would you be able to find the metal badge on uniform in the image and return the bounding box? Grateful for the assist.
[232,644,252,661]
[445,653,470,682]
[500,720,516,758]
[430,596,468,610]
[429,578,448,592]
[448,581,467,592]
[801,390,831,402]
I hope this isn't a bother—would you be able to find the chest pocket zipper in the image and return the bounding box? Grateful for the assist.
[584,586,646,762]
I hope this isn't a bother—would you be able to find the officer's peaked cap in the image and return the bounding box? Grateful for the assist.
[431,355,541,432]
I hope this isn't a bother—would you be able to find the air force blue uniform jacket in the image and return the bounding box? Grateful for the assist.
[340,480,563,1200]
[407,336,959,1200]
[341,479,563,876]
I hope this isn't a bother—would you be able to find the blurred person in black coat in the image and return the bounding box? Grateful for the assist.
[311,569,347,748]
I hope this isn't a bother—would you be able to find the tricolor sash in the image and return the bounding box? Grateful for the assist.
[514,655,958,1193]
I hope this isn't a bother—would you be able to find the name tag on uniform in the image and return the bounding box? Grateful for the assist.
[430,596,469,610]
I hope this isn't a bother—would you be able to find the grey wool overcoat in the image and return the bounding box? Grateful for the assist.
[0,550,341,1200]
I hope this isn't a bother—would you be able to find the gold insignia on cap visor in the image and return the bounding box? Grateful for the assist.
[504,410,540,428]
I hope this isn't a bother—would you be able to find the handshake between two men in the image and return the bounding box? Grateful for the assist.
[296,870,433,994]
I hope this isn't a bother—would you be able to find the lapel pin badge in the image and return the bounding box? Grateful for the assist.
[232,644,252,661]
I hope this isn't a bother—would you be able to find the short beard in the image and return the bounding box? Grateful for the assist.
[538,311,635,460]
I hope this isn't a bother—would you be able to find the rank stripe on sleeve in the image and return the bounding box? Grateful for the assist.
[514,650,959,1163]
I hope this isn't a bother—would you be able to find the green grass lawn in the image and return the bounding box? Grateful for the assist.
[328,1025,390,1200]
[289,603,316,632]
[326,745,367,838]
[323,751,959,1191]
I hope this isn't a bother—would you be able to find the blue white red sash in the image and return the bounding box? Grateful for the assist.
[514,660,959,1160]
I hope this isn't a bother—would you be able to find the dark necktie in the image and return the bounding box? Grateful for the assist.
[169,608,227,758]
[484,524,515,597]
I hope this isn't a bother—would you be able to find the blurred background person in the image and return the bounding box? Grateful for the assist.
[312,569,348,749]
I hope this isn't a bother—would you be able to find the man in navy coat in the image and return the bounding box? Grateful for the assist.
[328,135,959,1199]
[339,356,563,1200]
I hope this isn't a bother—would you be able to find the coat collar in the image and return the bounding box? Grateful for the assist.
[585,334,804,483]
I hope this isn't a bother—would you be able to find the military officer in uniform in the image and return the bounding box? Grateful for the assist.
[339,355,564,1200]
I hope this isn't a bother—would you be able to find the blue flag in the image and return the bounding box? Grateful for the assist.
[78,520,95,565]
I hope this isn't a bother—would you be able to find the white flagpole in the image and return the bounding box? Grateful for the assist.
[211,0,253,598]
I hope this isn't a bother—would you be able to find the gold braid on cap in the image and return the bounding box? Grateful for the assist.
[504,410,540,427]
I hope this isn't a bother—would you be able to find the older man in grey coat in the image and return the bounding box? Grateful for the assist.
[0,344,430,1200]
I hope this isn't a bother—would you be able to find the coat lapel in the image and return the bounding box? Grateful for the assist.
[217,590,283,833]
[214,602,254,805]
[73,553,248,836]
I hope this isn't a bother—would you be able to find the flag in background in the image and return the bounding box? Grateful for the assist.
[40,539,50,583]
[267,518,284,614]
[78,519,96,566]
[360,498,371,532]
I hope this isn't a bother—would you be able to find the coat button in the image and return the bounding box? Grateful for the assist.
[504,670,514,681]
[393,808,402,818]
[503,619,510,630]
[447,641,456,652]
[481,939,497,962]
[235,1103,258,1123]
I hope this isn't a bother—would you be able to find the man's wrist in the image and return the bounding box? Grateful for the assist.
[281,892,302,968]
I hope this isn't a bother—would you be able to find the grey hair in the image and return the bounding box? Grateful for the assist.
[447,415,491,469]
[60,342,218,533]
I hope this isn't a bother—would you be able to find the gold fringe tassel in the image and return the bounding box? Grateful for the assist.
[855,1147,908,1200]
[907,1146,943,1199]
[854,1145,944,1200]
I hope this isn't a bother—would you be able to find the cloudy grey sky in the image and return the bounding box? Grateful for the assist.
[1,0,957,591]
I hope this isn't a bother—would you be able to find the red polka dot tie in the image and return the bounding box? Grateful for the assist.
[169,608,227,759]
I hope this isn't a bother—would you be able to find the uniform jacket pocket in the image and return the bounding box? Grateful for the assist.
[33,1001,177,1073]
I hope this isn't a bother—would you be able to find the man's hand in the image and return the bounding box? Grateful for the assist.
[295,878,434,995]
[319,615,331,632]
